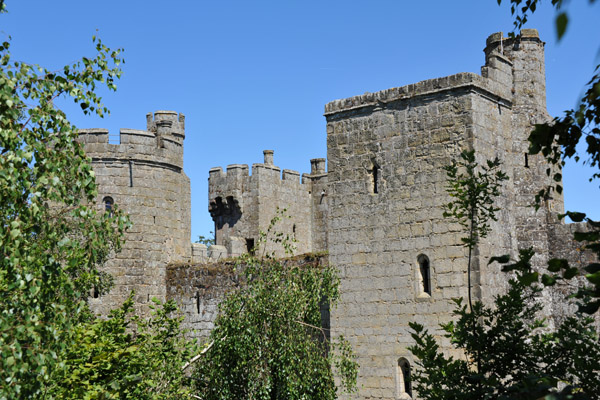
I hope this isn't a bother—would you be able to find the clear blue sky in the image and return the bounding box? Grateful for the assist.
[2,1,599,240]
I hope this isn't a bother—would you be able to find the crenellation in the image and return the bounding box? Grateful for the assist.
[282,169,300,182]
[208,149,325,257]
[226,164,249,176]
[77,128,109,143]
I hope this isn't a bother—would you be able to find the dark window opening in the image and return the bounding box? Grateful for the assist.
[524,153,529,168]
[372,165,380,194]
[129,160,133,187]
[103,196,114,216]
[293,224,296,239]
[398,358,412,397]
[196,291,200,314]
[246,238,255,255]
[418,255,431,296]
[92,286,99,299]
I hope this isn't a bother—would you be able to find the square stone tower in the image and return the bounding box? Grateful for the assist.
[324,30,559,400]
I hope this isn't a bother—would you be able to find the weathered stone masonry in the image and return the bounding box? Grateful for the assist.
[87,30,596,400]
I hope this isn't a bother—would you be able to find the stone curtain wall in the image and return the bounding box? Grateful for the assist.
[167,261,243,342]
[166,254,327,342]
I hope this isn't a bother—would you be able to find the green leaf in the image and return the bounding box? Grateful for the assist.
[548,258,568,272]
[563,267,579,280]
[541,274,557,286]
[520,271,539,286]
[584,263,600,274]
[564,211,586,222]
[555,12,568,41]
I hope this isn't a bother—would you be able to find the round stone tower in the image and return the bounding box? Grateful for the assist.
[78,111,191,314]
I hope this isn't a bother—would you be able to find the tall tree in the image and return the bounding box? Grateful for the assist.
[193,211,358,400]
[0,3,129,397]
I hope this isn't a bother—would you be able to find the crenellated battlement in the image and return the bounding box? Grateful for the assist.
[146,110,185,141]
[78,111,185,171]
[209,152,314,186]
[208,150,328,257]
[324,29,544,118]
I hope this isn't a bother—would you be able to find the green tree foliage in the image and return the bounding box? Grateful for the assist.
[0,4,195,399]
[193,213,358,400]
[47,295,195,399]
[0,12,128,398]
[410,249,600,400]
[412,145,600,398]
[195,231,215,246]
[498,0,600,313]
[443,150,508,311]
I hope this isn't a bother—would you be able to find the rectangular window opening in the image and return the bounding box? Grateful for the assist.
[372,166,379,194]
[246,238,255,255]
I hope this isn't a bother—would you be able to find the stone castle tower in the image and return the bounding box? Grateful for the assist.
[208,151,328,256]
[79,111,192,313]
[323,29,561,400]
[88,30,595,400]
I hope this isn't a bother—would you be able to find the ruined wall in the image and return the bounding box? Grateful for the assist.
[80,111,191,314]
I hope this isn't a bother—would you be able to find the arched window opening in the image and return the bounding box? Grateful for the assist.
[397,358,412,399]
[92,286,99,299]
[418,254,431,296]
[103,196,114,216]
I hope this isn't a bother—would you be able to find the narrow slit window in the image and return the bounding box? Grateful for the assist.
[372,164,380,194]
[397,358,412,398]
[129,160,133,187]
[418,255,431,296]
[524,153,529,168]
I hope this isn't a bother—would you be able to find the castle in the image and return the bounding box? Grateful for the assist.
[80,30,595,400]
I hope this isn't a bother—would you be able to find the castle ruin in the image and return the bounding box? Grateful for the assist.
[82,30,596,400]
